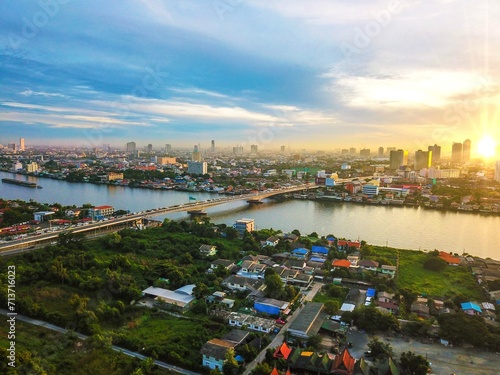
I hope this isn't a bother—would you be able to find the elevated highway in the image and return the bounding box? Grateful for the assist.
[0,184,318,256]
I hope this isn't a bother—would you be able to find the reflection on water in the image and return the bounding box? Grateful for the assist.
[1,171,499,260]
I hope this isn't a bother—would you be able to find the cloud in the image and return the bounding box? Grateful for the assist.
[19,90,67,98]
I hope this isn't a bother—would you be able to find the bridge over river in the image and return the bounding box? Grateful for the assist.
[0,184,318,256]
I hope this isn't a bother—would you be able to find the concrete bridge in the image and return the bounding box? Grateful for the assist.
[0,184,318,255]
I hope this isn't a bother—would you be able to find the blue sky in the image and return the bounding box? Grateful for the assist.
[1,0,499,155]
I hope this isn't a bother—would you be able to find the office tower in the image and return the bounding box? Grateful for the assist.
[19,138,25,151]
[428,144,441,162]
[147,144,153,153]
[360,149,370,157]
[250,144,258,155]
[192,145,202,161]
[280,145,286,153]
[495,161,500,182]
[414,150,432,170]
[165,144,172,154]
[341,149,349,155]
[233,145,243,155]
[378,147,384,157]
[211,140,215,153]
[452,142,463,162]
[390,149,409,169]
[462,139,471,162]
[187,161,208,175]
[126,141,136,153]
[349,147,356,155]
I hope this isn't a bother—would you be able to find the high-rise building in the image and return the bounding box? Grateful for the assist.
[233,218,255,236]
[451,142,463,162]
[250,144,258,155]
[386,147,397,153]
[414,150,432,170]
[19,138,25,151]
[462,139,471,162]
[428,144,441,162]
[165,144,172,154]
[378,147,384,157]
[8,143,16,151]
[147,144,153,153]
[126,142,136,153]
[349,147,356,155]
[495,161,500,182]
[280,145,286,153]
[389,149,409,169]
[192,145,202,161]
[187,161,207,175]
[341,149,349,155]
[233,145,243,155]
[360,149,371,157]
[211,140,215,153]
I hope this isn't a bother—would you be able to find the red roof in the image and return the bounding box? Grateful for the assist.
[273,342,292,360]
[337,240,361,248]
[438,251,460,265]
[95,205,114,209]
[270,367,280,375]
[332,348,356,374]
[332,259,351,268]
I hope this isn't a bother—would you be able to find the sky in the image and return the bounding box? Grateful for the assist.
[1,0,499,156]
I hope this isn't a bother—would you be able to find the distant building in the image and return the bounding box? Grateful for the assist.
[428,144,441,162]
[360,148,370,157]
[188,161,207,175]
[414,150,432,170]
[349,147,356,155]
[199,244,217,257]
[26,161,39,173]
[157,156,177,165]
[389,149,408,169]
[378,146,384,157]
[281,145,286,153]
[462,139,471,162]
[452,142,463,162]
[87,205,114,220]
[495,161,500,182]
[165,144,172,154]
[147,143,153,153]
[107,172,123,181]
[19,138,25,151]
[250,144,258,155]
[233,218,255,236]
[126,141,136,153]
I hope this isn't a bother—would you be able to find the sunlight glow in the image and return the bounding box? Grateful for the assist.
[477,135,497,159]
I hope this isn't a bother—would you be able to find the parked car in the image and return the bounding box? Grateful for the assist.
[276,319,286,325]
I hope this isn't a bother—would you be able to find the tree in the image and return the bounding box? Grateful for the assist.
[193,282,210,299]
[222,349,239,375]
[367,337,394,360]
[423,256,446,271]
[251,363,272,375]
[306,335,322,350]
[399,351,430,375]
[324,300,340,315]
[264,273,283,298]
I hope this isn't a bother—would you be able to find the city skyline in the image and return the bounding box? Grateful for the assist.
[1,1,499,157]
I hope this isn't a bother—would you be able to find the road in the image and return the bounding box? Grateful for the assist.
[242,283,324,375]
[0,309,200,375]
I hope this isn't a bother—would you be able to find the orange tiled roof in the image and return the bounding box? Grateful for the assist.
[438,251,460,264]
[274,342,292,360]
[332,259,351,268]
[332,348,356,373]
[270,367,280,375]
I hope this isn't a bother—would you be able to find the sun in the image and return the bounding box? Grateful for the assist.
[477,135,497,159]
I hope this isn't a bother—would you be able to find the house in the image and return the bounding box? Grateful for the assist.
[221,329,249,346]
[142,285,195,313]
[332,259,351,269]
[411,302,430,319]
[461,302,482,316]
[311,245,329,257]
[377,291,395,303]
[292,248,310,260]
[222,275,264,292]
[337,240,361,252]
[438,251,461,266]
[211,259,235,270]
[380,265,397,278]
[228,312,275,333]
[283,233,298,242]
[200,338,235,371]
[206,291,235,309]
[65,209,81,217]
[292,273,314,288]
[199,244,217,257]
[254,298,290,316]
[287,302,326,339]
[284,259,306,270]
[347,256,359,266]
[265,235,280,247]
[358,259,379,272]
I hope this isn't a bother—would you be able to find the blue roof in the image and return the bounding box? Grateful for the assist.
[366,288,376,297]
[327,236,336,241]
[235,355,245,363]
[311,245,329,254]
[310,257,326,263]
[292,248,309,254]
[461,302,482,313]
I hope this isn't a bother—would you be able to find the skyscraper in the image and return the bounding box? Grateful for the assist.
[414,150,432,170]
[349,147,357,155]
[452,142,463,162]
[280,145,286,153]
[126,141,136,153]
[192,145,202,161]
[462,139,471,162]
[389,149,409,169]
[378,147,384,157]
[360,149,370,157]
[250,144,258,155]
[495,161,500,182]
[428,144,441,162]
[211,140,215,153]
[165,144,172,154]
[147,143,153,153]
[19,138,25,151]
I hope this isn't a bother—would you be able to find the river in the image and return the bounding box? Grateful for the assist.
[1,171,499,260]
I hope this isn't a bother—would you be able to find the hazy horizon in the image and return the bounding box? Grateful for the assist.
[1,1,499,158]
